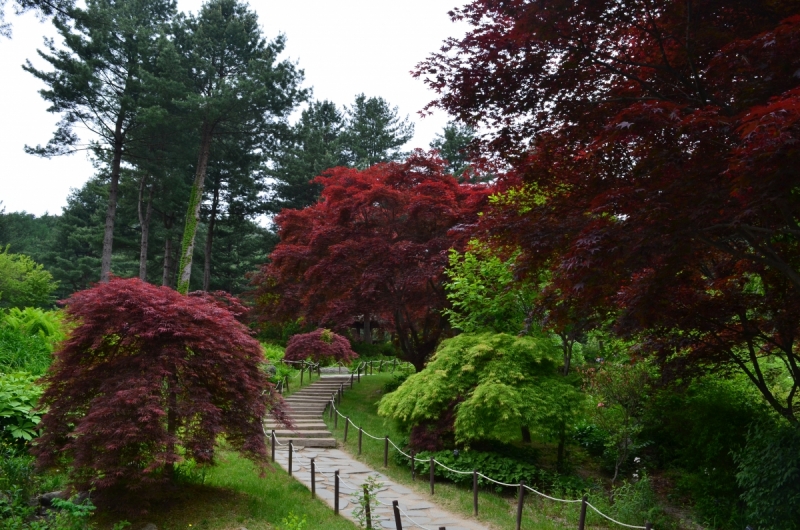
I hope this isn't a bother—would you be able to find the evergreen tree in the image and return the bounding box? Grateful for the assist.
[174,0,306,294]
[25,0,178,283]
[341,94,414,168]
[269,100,347,212]
[430,121,476,181]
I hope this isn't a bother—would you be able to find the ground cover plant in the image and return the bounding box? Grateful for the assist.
[32,278,286,509]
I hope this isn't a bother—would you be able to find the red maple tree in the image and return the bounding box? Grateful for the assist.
[284,328,359,364]
[32,278,282,504]
[252,151,489,370]
[418,1,800,423]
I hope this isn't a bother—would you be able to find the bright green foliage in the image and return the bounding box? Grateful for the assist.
[378,332,584,444]
[0,373,43,442]
[0,249,58,309]
[0,308,64,375]
[262,343,285,363]
[350,475,382,528]
[2,308,64,341]
[443,244,534,334]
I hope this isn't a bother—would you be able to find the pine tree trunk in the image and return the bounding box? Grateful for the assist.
[177,124,213,294]
[100,119,126,283]
[203,179,220,292]
[162,213,174,287]
[138,176,153,280]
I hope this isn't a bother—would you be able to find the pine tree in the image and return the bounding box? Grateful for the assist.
[174,0,306,294]
[24,0,178,283]
[341,94,414,168]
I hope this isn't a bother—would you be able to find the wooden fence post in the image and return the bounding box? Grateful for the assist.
[335,470,340,515]
[358,427,363,455]
[311,458,316,498]
[271,430,276,462]
[344,416,349,442]
[516,480,525,530]
[411,451,416,481]
[288,440,293,476]
[392,500,403,530]
[384,437,389,467]
[578,495,587,530]
[430,457,435,495]
[473,470,478,516]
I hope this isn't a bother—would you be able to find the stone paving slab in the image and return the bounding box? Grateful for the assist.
[272,444,490,529]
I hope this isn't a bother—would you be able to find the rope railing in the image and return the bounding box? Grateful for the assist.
[325,393,652,530]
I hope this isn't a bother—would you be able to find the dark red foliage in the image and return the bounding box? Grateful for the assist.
[251,151,489,370]
[419,1,800,422]
[409,404,457,452]
[284,328,359,364]
[33,278,284,504]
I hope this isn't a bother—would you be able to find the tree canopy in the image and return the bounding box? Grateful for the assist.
[252,151,489,370]
[0,248,58,309]
[419,0,800,424]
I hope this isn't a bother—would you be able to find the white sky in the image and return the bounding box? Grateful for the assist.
[0,0,468,216]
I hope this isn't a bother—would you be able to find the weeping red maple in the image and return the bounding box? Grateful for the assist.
[419,1,800,422]
[284,328,358,364]
[32,278,283,504]
[251,151,489,370]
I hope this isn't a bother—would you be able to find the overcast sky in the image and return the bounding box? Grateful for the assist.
[0,0,468,216]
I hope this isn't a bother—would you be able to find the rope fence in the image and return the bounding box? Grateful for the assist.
[319,376,652,530]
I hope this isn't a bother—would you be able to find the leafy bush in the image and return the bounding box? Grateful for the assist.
[0,373,43,444]
[0,249,58,310]
[262,343,285,363]
[644,375,765,527]
[350,340,397,358]
[598,476,672,529]
[0,326,52,376]
[379,332,584,445]
[284,328,358,365]
[736,419,800,530]
[0,308,65,375]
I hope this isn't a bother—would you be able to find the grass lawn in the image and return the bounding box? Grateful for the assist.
[324,371,613,530]
[92,447,357,530]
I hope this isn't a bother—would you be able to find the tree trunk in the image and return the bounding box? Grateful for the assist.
[363,312,372,344]
[203,178,220,292]
[162,213,174,287]
[521,426,531,444]
[100,119,126,283]
[138,175,153,280]
[162,237,172,287]
[177,124,213,294]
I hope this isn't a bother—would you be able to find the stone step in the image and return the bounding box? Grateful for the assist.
[286,397,332,403]
[286,414,325,420]
[274,437,337,448]
[265,423,328,431]
[272,430,332,438]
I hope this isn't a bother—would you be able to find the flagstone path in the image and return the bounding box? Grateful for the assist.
[265,375,491,530]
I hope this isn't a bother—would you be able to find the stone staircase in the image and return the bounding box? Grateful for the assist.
[264,375,351,448]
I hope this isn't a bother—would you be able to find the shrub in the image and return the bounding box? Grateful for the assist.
[379,332,584,445]
[736,419,800,530]
[284,328,358,365]
[32,278,279,507]
[0,326,52,376]
[0,249,58,310]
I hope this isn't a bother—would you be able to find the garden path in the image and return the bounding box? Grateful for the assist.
[266,375,491,530]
